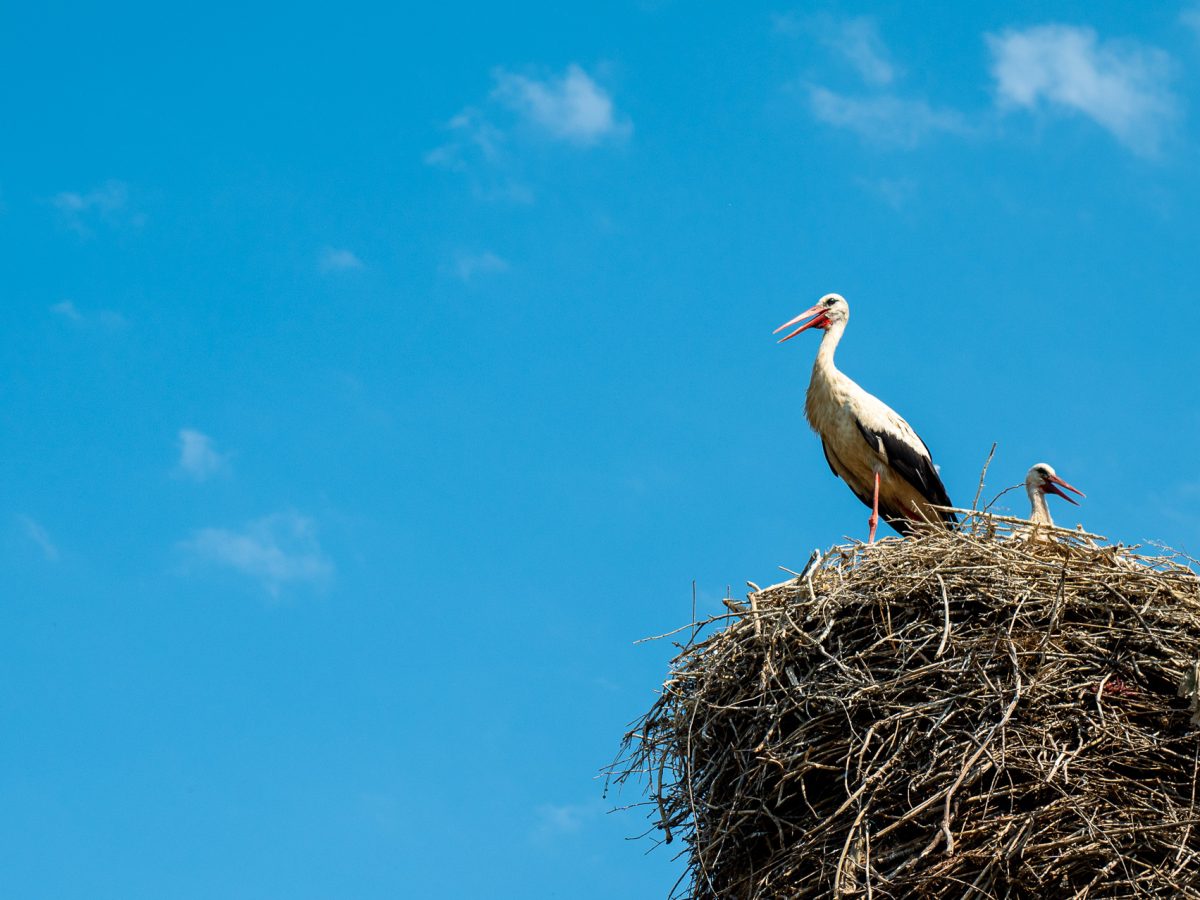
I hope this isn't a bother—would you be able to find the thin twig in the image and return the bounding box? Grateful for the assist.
[972,442,997,511]
[935,574,951,659]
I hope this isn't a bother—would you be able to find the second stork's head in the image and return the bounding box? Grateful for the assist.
[774,293,850,343]
[1025,463,1085,506]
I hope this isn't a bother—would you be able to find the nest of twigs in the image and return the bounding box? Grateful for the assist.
[612,511,1200,898]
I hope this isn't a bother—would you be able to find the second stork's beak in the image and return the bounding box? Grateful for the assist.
[1044,473,1086,505]
[774,304,830,343]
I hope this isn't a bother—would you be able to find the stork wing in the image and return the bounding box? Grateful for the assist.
[854,420,957,525]
[819,436,840,477]
[820,436,875,506]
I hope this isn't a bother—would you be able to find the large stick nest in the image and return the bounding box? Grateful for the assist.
[612,514,1200,898]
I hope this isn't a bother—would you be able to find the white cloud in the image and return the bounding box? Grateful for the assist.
[51,300,127,330]
[492,64,630,145]
[986,24,1176,156]
[318,247,364,272]
[52,180,143,235]
[180,512,333,595]
[51,300,84,324]
[828,17,896,85]
[797,14,897,86]
[177,429,228,480]
[447,251,509,283]
[793,17,965,149]
[424,107,506,171]
[53,181,127,216]
[425,64,628,195]
[807,86,969,147]
[16,515,58,561]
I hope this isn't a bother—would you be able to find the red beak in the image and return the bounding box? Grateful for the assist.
[1044,473,1085,505]
[773,304,830,343]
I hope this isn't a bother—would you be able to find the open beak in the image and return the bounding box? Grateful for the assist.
[773,304,830,343]
[1044,473,1085,505]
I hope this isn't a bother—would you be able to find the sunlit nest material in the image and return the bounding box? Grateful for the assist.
[611,511,1200,899]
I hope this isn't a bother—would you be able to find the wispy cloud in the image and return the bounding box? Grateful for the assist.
[778,13,897,86]
[424,106,534,202]
[52,180,144,235]
[807,87,969,148]
[824,16,897,85]
[986,24,1177,156]
[445,250,509,283]
[180,512,333,595]
[491,64,631,145]
[318,247,364,273]
[16,515,59,561]
[177,429,228,481]
[425,107,506,172]
[426,63,628,199]
[792,17,966,149]
[51,301,85,323]
[51,300,127,330]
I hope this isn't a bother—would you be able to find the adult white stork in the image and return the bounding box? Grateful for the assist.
[1024,462,1085,528]
[775,292,956,542]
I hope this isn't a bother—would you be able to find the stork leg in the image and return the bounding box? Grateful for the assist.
[868,471,881,544]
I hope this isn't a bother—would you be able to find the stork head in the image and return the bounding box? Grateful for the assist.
[1025,462,1085,505]
[774,293,849,343]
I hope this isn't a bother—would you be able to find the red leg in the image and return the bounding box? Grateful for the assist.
[868,471,880,544]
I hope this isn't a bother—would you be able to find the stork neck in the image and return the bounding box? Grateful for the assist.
[813,319,846,375]
[1027,486,1053,526]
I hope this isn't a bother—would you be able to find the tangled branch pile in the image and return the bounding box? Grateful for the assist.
[613,514,1200,898]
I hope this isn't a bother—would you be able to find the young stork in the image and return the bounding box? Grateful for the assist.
[1024,462,1085,529]
[775,292,956,542]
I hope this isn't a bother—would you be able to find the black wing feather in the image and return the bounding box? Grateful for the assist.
[854,420,957,527]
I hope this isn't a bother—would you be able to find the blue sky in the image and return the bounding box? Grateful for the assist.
[4,1,1200,896]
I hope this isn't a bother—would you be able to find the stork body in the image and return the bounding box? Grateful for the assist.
[776,293,956,541]
[1024,462,1084,535]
